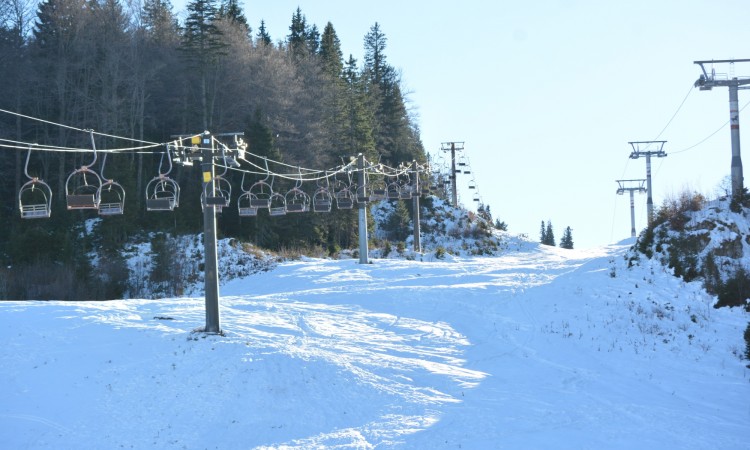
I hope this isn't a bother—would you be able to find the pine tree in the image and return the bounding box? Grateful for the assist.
[539,220,547,244]
[287,7,308,60]
[545,221,555,246]
[362,22,424,165]
[560,226,574,249]
[363,22,388,85]
[218,0,249,36]
[319,22,343,79]
[255,19,271,46]
[342,54,376,160]
[181,0,226,129]
[142,0,179,43]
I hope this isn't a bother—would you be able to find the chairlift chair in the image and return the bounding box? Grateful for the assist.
[98,180,125,215]
[19,179,53,219]
[335,187,354,209]
[18,148,52,219]
[66,132,102,210]
[203,175,231,208]
[268,192,287,216]
[369,179,387,201]
[237,172,259,216]
[248,160,275,209]
[66,167,102,210]
[313,187,333,213]
[146,146,180,211]
[285,187,310,213]
[249,180,273,208]
[355,184,370,204]
[386,182,401,200]
[399,184,413,200]
[146,176,180,211]
[237,192,259,217]
[96,153,125,216]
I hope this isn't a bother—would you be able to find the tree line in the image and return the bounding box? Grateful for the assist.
[0,0,426,298]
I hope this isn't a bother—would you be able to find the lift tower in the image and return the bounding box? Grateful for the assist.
[441,142,464,207]
[629,141,667,225]
[616,179,647,237]
[694,59,750,198]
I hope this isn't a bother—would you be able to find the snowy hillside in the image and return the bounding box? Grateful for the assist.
[1,235,747,449]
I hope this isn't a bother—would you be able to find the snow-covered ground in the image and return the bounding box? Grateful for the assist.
[1,236,747,449]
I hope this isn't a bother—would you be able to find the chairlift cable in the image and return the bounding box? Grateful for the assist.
[0,108,161,146]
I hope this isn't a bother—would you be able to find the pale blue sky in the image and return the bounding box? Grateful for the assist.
[176,0,750,248]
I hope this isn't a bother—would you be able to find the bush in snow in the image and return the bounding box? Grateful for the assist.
[632,190,750,310]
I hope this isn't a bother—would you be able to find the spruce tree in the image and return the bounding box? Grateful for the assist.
[218,0,249,35]
[540,220,547,244]
[319,22,343,79]
[181,0,226,129]
[256,19,271,46]
[545,221,555,246]
[142,0,180,44]
[287,7,308,60]
[560,226,574,249]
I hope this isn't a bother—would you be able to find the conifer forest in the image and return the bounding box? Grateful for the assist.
[0,0,427,299]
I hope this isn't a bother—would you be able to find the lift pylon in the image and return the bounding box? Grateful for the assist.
[694,59,750,198]
[616,179,647,237]
[440,141,464,207]
[629,141,667,225]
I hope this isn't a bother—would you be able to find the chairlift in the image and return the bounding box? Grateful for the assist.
[312,174,332,213]
[313,187,332,212]
[369,177,386,201]
[204,175,231,208]
[333,172,354,209]
[399,184,413,200]
[473,192,481,202]
[203,148,231,208]
[386,181,401,200]
[356,184,370,204]
[66,130,102,210]
[468,178,476,190]
[18,147,52,219]
[285,187,309,213]
[146,147,180,211]
[268,192,287,216]
[97,153,125,216]
[336,188,354,209]
[457,154,468,167]
[248,159,274,208]
[285,168,310,213]
[237,172,258,217]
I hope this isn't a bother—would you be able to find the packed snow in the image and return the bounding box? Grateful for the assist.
[1,235,748,449]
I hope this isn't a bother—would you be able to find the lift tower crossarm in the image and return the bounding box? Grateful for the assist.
[694,59,750,90]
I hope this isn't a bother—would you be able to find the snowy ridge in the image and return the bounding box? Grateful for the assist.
[1,237,747,449]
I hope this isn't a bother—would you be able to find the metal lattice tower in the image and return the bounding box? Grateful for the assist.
[441,142,464,207]
[629,141,667,225]
[694,59,750,198]
[616,179,647,237]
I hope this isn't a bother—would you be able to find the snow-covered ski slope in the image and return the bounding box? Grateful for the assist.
[1,237,747,449]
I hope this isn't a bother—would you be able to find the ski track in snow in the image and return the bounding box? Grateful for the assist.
[0,240,748,449]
